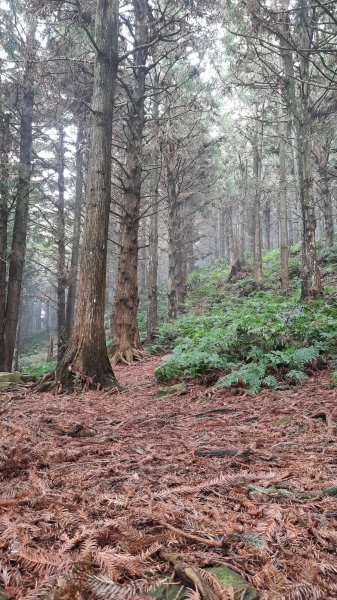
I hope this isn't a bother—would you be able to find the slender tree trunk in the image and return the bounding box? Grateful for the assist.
[66,125,84,335]
[56,126,67,360]
[252,115,262,283]
[0,112,10,366]
[13,303,22,372]
[0,23,35,372]
[237,158,246,265]
[147,97,159,342]
[139,220,147,294]
[167,168,186,318]
[320,163,333,248]
[110,0,148,364]
[186,216,195,275]
[263,202,271,251]
[278,96,289,292]
[57,0,119,391]
[219,207,225,258]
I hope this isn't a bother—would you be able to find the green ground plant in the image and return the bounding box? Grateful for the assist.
[154,247,337,392]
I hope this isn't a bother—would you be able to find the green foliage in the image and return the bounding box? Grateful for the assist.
[153,247,337,392]
[21,360,56,376]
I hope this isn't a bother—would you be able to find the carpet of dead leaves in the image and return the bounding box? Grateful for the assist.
[0,355,336,600]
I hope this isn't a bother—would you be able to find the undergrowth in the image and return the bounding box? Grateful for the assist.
[153,246,337,393]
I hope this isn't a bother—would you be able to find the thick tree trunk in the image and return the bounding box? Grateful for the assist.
[56,126,67,360]
[0,113,10,365]
[110,0,148,364]
[66,125,84,335]
[57,0,119,391]
[297,116,321,298]
[280,1,321,299]
[297,54,321,297]
[0,24,35,371]
[278,96,289,293]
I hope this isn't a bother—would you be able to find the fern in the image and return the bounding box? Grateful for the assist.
[286,370,307,383]
[217,363,266,393]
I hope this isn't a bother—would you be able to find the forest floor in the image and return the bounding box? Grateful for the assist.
[0,355,337,599]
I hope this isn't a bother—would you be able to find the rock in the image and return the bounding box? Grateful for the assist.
[149,565,259,599]
[0,372,22,383]
[210,566,259,599]
[154,383,187,398]
[273,416,291,426]
[195,448,251,458]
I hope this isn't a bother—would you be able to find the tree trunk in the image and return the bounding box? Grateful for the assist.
[66,125,84,335]
[317,136,334,248]
[0,112,10,365]
[167,168,186,319]
[237,157,246,265]
[56,126,67,360]
[277,95,289,293]
[252,115,262,283]
[57,0,119,391]
[321,166,333,247]
[218,207,225,258]
[280,0,321,299]
[110,0,148,365]
[263,202,271,251]
[297,27,321,298]
[0,23,36,372]
[147,96,159,342]
[139,220,147,294]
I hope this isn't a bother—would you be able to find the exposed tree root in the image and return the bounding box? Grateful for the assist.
[55,337,122,393]
[110,346,146,366]
[32,370,57,393]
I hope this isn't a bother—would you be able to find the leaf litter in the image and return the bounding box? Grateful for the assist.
[0,355,336,599]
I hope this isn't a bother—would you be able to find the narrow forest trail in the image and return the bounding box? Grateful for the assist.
[0,358,336,599]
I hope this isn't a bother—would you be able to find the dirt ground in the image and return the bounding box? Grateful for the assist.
[0,356,336,599]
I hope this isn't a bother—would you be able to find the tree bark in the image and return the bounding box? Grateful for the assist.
[219,207,225,258]
[0,23,36,371]
[147,95,159,342]
[0,112,10,365]
[57,0,119,391]
[56,126,67,360]
[263,202,271,251]
[277,95,289,293]
[66,125,84,335]
[167,166,186,319]
[321,164,333,247]
[139,220,147,294]
[252,112,262,283]
[280,0,321,299]
[110,0,148,364]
